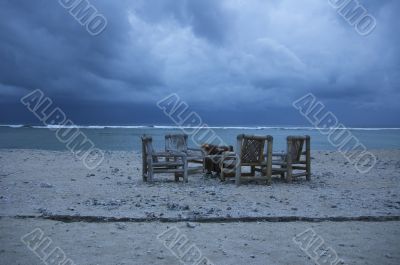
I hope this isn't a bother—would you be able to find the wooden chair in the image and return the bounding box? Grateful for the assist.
[141,136,188,182]
[165,134,204,174]
[220,134,273,186]
[272,136,311,182]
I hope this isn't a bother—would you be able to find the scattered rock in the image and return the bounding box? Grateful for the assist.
[207,208,215,214]
[145,212,156,219]
[166,203,190,211]
[40,182,53,188]
[186,222,196,228]
[115,223,127,230]
[37,208,51,216]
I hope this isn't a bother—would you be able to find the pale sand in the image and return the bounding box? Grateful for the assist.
[0,149,400,264]
[0,218,399,265]
[1,149,399,219]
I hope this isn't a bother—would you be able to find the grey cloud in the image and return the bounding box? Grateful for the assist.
[131,0,233,44]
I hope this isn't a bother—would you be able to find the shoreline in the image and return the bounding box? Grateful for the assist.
[2,124,400,130]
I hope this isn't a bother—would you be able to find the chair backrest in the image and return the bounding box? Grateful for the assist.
[238,134,271,164]
[287,136,309,162]
[165,134,188,152]
[141,135,154,157]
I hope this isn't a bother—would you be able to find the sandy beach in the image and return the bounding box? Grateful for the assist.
[1,149,399,264]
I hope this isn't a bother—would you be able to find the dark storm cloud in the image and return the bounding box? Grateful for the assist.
[0,0,399,125]
[0,0,163,100]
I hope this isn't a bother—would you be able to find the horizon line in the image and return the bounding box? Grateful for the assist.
[1,124,400,131]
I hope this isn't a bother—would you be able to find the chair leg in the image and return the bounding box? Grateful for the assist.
[183,156,188,183]
[235,158,241,186]
[266,139,273,186]
[202,156,206,174]
[286,139,293,183]
[142,142,147,182]
[251,166,255,176]
[147,158,154,182]
[306,136,311,181]
[173,156,179,182]
[265,166,272,186]
[280,165,285,180]
[305,159,311,181]
[220,158,225,182]
[235,166,241,186]
[286,162,292,183]
[306,158,311,181]
[142,160,147,182]
[235,138,241,186]
[261,166,271,186]
[142,153,148,181]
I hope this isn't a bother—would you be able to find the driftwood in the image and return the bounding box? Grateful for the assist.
[202,144,233,175]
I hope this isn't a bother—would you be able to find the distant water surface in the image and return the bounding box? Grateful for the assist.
[0,126,399,152]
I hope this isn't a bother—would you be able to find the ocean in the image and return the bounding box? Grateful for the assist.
[0,125,399,152]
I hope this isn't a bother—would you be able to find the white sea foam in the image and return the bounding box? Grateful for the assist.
[0,124,399,130]
[0,124,25,128]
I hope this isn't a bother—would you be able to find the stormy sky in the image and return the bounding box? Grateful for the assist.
[0,0,399,126]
